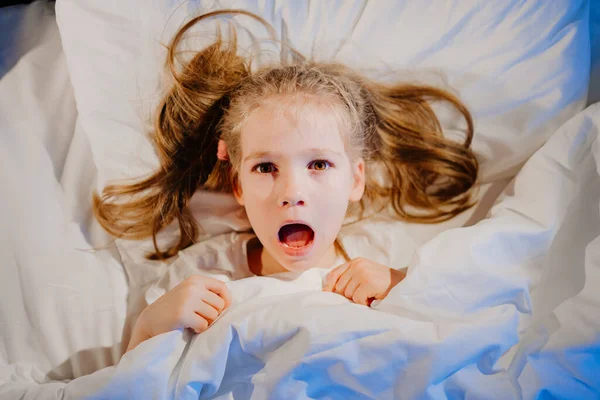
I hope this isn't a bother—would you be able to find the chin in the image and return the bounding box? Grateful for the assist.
[274,247,333,273]
[269,253,308,272]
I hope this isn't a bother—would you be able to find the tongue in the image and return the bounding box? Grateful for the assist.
[279,224,314,248]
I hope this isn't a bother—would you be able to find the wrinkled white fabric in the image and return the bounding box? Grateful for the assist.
[0,1,127,386]
[3,103,597,399]
[2,1,599,399]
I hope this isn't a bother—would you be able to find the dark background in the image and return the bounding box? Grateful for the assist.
[1,0,54,7]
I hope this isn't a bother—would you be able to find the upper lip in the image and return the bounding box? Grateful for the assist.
[280,220,314,230]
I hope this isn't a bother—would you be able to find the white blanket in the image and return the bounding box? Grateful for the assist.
[4,103,596,399]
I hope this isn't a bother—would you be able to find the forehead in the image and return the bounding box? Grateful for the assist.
[240,94,348,155]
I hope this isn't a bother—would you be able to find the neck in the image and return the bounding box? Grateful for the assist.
[247,238,338,276]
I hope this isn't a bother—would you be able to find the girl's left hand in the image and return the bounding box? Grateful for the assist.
[322,258,407,306]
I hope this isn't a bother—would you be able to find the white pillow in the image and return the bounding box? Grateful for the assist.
[56,0,590,186]
[55,0,590,274]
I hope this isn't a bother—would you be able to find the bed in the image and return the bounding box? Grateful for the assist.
[1,1,598,398]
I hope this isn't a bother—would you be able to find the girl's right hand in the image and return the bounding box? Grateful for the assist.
[126,275,232,352]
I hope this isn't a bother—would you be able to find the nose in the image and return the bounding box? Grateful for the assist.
[278,172,306,208]
[281,192,305,207]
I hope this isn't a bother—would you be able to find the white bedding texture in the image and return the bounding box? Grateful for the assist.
[1,1,599,399]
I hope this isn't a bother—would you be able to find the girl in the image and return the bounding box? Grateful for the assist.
[93,10,478,352]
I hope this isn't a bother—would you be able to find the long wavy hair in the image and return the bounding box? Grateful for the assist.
[93,10,479,260]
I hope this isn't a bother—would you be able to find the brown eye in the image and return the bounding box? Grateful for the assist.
[254,163,277,174]
[309,160,331,171]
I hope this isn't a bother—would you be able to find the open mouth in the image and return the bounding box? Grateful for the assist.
[278,223,315,248]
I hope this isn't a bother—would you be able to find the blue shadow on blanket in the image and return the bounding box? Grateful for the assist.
[193,330,264,399]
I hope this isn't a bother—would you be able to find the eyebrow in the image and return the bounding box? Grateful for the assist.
[243,148,343,162]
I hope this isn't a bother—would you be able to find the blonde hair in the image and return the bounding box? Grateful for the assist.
[93,10,479,260]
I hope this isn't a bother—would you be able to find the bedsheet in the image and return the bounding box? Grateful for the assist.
[0,0,128,386]
[2,96,598,398]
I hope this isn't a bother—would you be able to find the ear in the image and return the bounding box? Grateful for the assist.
[232,178,245,206]
[349,157,365,202]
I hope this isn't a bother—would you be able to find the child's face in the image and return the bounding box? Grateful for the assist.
[234,96,365,273]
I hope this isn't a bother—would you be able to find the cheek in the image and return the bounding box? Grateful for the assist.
[314,172,354,212]
[240,173,273,210]
[322,168,354,196]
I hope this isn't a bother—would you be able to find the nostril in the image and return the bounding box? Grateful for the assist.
[280,196,304,207]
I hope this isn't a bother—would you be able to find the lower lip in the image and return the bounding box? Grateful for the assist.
[278,239,314,257]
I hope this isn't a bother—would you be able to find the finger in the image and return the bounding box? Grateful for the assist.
[202,290,226,312]
[220,286,233,309]
[204,278,233,309]
[324,263,350,291]
[194,301,220,322]
[352,284,370,306]
[186,313,209,334]
[344,277,360,299]
[333,269,353,295]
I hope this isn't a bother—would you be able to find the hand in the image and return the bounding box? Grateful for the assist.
[126,275,232,352]
[322,257,407,306]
